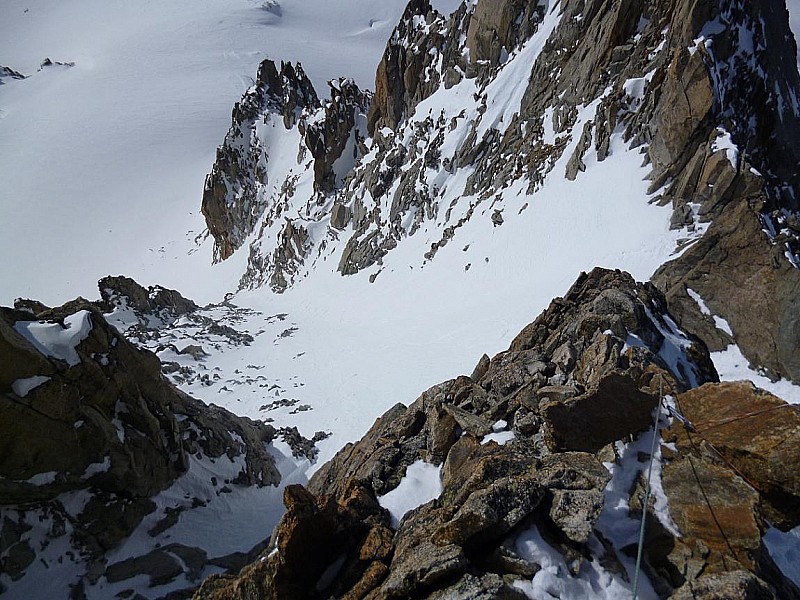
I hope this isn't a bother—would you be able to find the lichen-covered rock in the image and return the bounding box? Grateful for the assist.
[668,382,800,530]
[670,570,779,600]
[628,381,800,598]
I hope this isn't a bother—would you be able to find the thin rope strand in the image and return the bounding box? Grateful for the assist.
[632,376,663,600]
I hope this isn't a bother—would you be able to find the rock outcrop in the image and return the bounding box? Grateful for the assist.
[640,381,800,599]
[201,58,371,280]
[201,59,320,262]
[0,65,25,84]
[98,274,198,323]
[0,296,280,592]
[194,269,799,599]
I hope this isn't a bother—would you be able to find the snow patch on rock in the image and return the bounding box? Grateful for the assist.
[11,375,51,397]
[13,310,92,366]
[378,460,442,527]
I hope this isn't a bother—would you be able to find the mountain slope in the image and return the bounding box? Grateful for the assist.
[4,0,800,598]
[202,0,800,388]
[194,269,800,599]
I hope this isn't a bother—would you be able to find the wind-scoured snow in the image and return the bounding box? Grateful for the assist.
[474,1,563,141]
[123,125,685,475]
[2,444,305,600]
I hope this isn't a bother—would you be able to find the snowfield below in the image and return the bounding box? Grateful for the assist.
[0,0,446,307]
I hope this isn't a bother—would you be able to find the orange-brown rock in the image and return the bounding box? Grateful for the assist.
[669,381,800,529]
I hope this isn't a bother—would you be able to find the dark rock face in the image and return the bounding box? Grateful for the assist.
[654,199,800,382]
[0,296,279,590]
[202,59,320,262]
[194,269,798,599]
[642,0,800,383]
[38,57,75,70]
[305,79,371,195]
[99,274,199,321]
[367,0,439,135]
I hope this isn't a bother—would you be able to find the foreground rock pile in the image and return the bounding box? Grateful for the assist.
[195,268,800,599]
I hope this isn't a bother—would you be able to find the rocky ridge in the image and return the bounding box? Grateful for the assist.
[193,268,800,599]
[201,59,373,292]
[0,65,26,84]
[0,283,284,597]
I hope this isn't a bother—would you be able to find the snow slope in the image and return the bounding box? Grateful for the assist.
[0,0,429,306]
[128,127,683,471]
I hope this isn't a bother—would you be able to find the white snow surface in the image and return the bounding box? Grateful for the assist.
[710,126,739,168]
[712,344,800,405]
[5,0,683,469]
[0,0,417,306]
[26,471,58,486]
[513,525,647,599]
[482,419,515,444]
[11,375,51,397]
[13,310,92,366]
[788,0,800,70]
[764,525,800,588]
[378,460,443,528]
